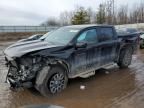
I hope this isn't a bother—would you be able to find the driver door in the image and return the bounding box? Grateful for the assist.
[71,28,99,75]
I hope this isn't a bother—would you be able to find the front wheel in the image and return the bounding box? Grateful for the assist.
[117,47,133,68]
[48,71,67,94]
[35,66,68,97]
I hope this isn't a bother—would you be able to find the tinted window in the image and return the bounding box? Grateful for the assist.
[97,27,113,42]
[77,29,98,43]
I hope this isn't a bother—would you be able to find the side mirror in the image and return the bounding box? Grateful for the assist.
[76,42,87,49]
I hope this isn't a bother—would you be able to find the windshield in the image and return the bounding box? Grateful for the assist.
[44,27,80,45]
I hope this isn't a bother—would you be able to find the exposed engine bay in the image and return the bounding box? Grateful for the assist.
[6,56,43,88]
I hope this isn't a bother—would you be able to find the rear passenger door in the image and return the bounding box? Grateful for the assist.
[97,27,117,65]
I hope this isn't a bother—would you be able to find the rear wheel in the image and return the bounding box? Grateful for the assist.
[117,47,133,68]
[35,66,68,97]
[140,45,144,49]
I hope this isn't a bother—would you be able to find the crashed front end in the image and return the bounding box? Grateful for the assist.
[5,55,43,88]
[3,39,60,89]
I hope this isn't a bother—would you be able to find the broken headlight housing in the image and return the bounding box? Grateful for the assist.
[6,56,43,84]
[18,56,42,80]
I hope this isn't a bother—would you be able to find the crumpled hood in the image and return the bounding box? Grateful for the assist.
[4,40,60,58]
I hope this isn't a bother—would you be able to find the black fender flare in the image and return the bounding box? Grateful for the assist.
[35,58,70,92]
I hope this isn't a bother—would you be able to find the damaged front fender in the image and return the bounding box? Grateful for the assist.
[6,55,70,89]
[35,66,50,91]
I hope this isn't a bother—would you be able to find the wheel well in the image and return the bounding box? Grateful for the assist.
[121,44,134,53]
[49,60,69,77]
[116,45,133,62]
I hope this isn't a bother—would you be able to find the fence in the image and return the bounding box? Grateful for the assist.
[0,26,59,33]
[115,23,144,29]
[0,23,144,33]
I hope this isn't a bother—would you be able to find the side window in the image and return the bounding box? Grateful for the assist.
[97,27,114,42]
[77,29,98,43]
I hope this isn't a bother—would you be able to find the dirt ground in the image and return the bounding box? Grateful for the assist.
[0,41,144,108]
[0,32,46,41]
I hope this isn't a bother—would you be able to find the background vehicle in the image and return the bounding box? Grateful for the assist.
[116,28,138,35]
[139,32,144,48]
[4,25,139,96]
[116,28,129,35]
[18,34,43,42]
[17,31,54,43]
[126,28,138,33]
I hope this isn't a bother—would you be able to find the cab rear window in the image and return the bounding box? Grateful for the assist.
[97,27,114,42]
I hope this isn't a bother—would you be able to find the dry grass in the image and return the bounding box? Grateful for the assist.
[0,32,46,41]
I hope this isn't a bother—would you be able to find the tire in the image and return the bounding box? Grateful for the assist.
[35,66,68,97]
[117,47,133,68]
[140,45,143,49]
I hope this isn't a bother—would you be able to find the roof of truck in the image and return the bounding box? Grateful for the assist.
[63,24,114,30]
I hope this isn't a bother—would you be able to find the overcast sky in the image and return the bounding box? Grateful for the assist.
[0,0,142,25]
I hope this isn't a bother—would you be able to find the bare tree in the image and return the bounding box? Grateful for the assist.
[96,4,106,24]
[105,0,113,24]
[87,7,94,24]
[117,5,128,24]
[137,2,144,23]
[41,17,60,26]
[59,11,73,26]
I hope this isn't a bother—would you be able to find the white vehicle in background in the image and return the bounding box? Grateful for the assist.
[17,31,55,42]
[18,34,43,42]
[140,32,144,49]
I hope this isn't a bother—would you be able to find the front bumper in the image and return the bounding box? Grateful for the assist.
[6,77,21,88]
[6,66,33,88]
[6,78,33,88]
[5,57,33,89]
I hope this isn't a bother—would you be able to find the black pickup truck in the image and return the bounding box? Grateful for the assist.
[4,25,139,96]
